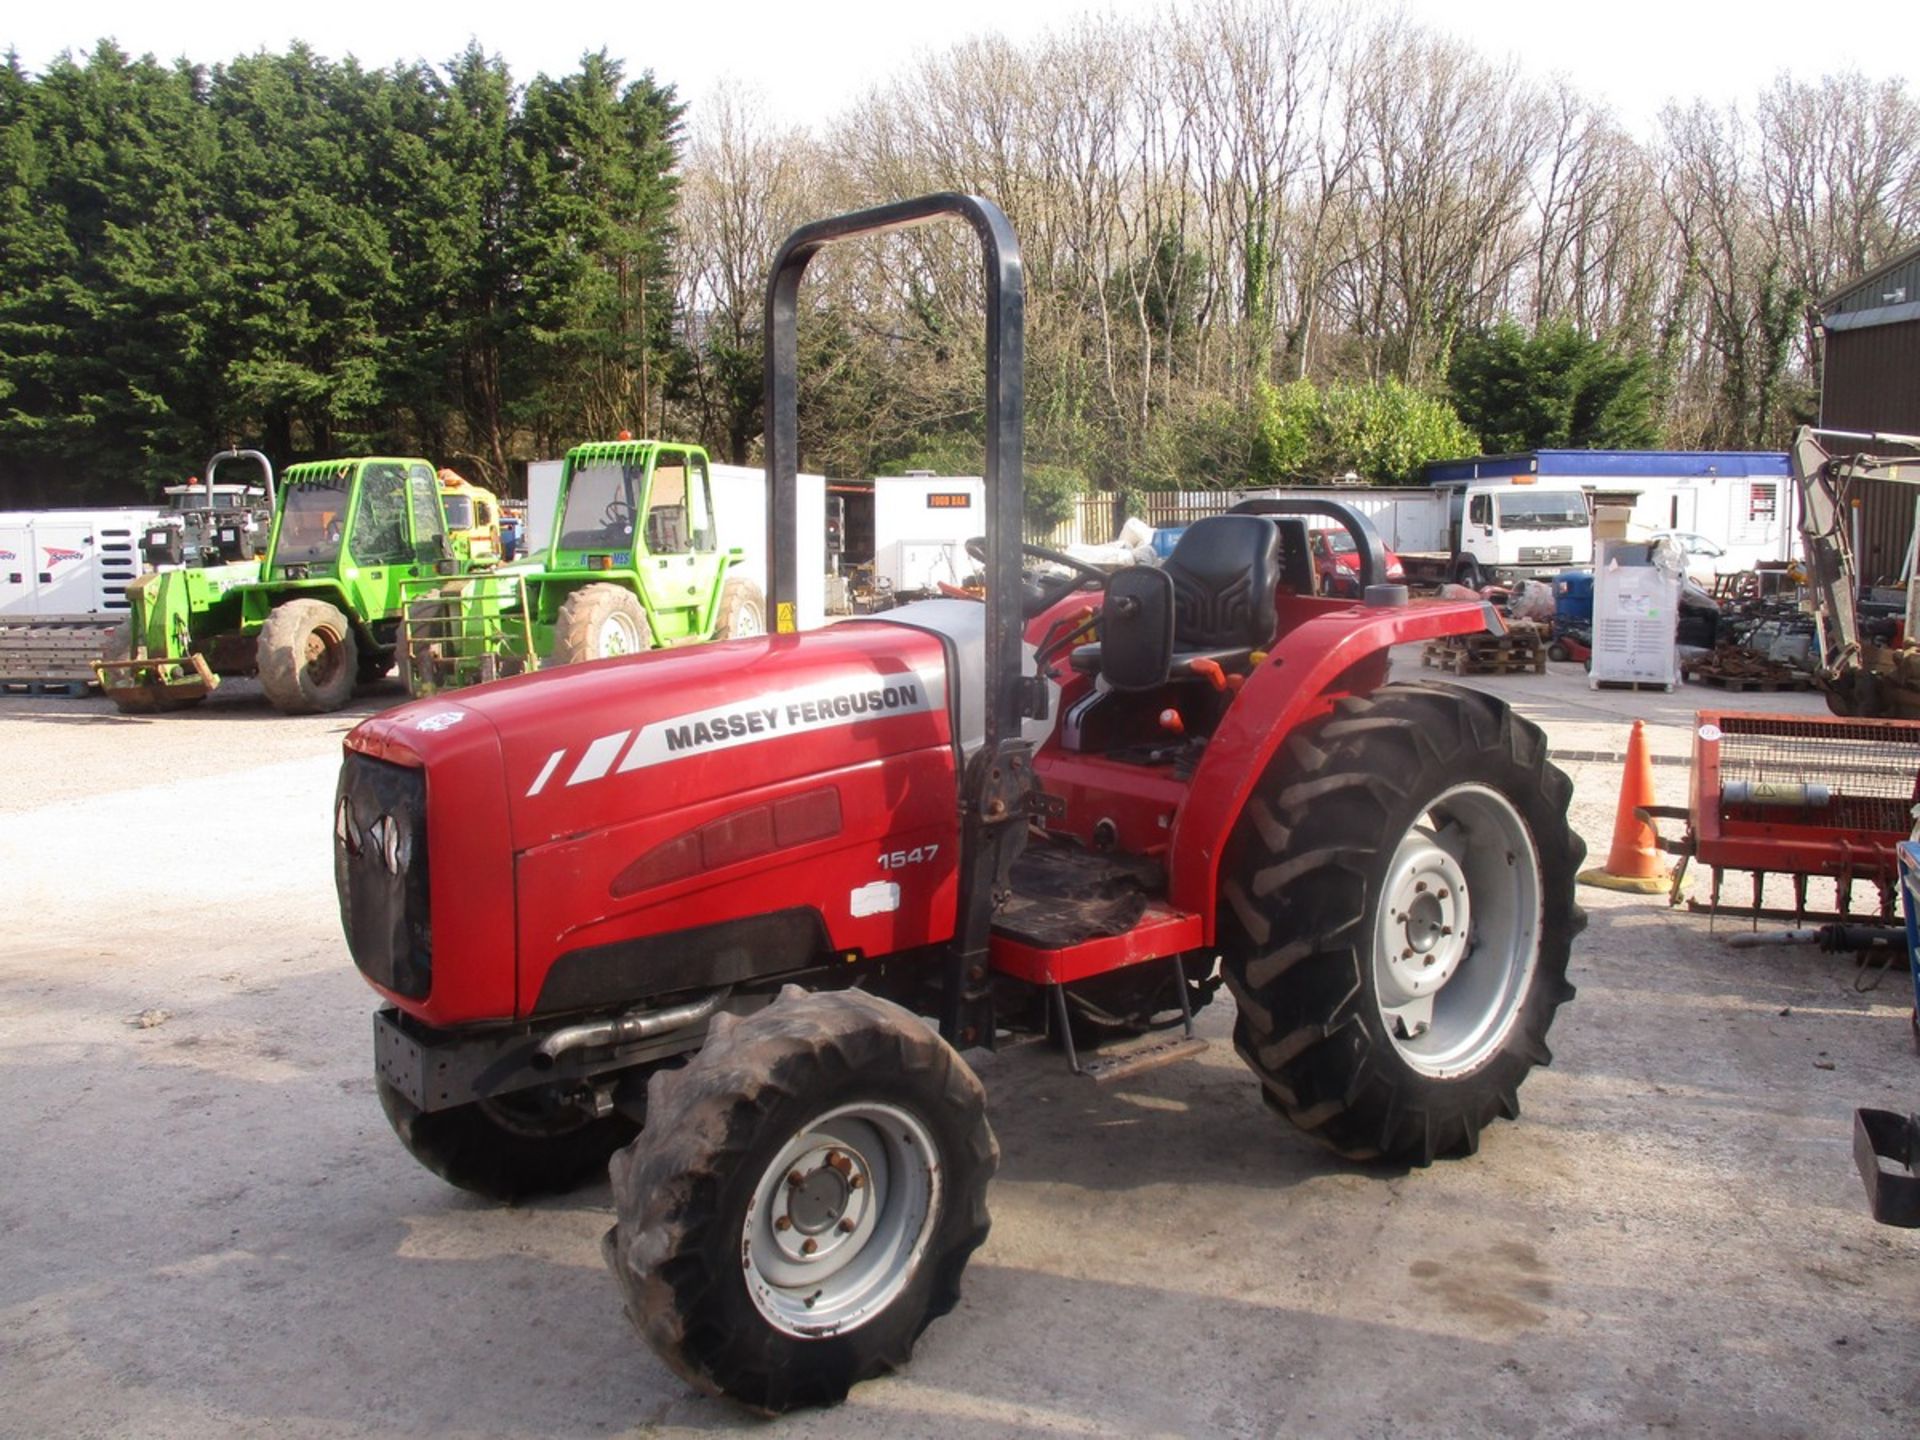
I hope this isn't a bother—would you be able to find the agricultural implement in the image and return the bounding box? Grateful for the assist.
[99,455,462,714]
[1641,710,1920,923]
[398,439,763,696]
[336,195,1584,1411]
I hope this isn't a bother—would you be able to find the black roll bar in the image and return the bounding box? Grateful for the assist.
[1226,496,1393,590]
[763,193,1028,753]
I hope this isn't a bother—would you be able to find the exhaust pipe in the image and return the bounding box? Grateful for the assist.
[532,990,727,1070]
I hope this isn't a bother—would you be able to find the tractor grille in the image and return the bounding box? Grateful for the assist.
[335,752,433,998]
[1518,545,1574,565]
[1714,714,1920,837]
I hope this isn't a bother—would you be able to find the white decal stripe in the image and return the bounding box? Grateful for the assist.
[614,674,941,775]
[526,749,565,797]
[567,730,633,786]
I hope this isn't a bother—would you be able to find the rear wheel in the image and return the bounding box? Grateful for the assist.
[550,583,651,666]
[605,988,996,1413]
[256,599,358,713]
[1219,682,1583,1165]
[377,1079,639,1201]
[714,576,766,639]
[1455,558,1485,590]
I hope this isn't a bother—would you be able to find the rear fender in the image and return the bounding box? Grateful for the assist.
[1167,597,1499,936]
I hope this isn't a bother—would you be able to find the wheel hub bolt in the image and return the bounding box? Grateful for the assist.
[774,1215,792,1232]
[787,1170,805,1188]
[849,1174,865,1190]
[838,1217,857,1233]
[801,1238,818,1256]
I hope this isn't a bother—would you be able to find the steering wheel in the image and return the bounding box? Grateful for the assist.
[964,536,1111,618]
[602,498,634,530]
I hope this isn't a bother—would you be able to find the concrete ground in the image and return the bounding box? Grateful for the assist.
[2,658,1916,1439]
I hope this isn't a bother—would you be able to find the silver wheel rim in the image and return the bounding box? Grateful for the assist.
[596,611,640,657]
[730,601,764,638]
[741,1101,940,1339]
[1372,783,1540,1078]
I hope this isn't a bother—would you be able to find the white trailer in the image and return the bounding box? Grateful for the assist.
[710,464,828,631]
[0,508,158,618]
[872,474,986,598]
[1424,450,1794,582]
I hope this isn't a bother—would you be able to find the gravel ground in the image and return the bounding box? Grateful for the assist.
[1,659,1916,1439]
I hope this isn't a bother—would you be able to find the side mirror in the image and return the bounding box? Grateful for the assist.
[1100,565,1174,692]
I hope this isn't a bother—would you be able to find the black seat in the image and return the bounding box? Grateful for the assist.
[1070,515,1295,681]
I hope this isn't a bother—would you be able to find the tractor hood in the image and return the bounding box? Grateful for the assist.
[342,618,967,1025]
[346,620,957,855]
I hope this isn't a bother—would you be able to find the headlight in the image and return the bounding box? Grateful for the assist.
[335,794,359,855]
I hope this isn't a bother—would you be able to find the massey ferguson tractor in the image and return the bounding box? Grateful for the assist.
[335,196,1584,1412]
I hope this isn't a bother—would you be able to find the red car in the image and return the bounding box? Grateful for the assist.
[1312,528,1405,593]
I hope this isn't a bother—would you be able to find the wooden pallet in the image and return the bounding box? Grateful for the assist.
[1681,668,1813,692]
[1420,623,1547,676]
[0,677,93,696]
[0,619,120,686]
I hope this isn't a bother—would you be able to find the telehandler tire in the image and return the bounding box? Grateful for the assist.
[377,1079,638,1202]
[550,583,651,665]
[1219,682,1583,1166]
[256,599,358,713]
[714,576,766,639]
[604,987,996,1414]
[99,619,204,714]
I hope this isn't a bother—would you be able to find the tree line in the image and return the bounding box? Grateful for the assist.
[3,3,1916,510]
[0,42,679,503]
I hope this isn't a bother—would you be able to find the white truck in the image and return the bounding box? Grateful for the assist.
[1396,480,1593,588]
[1246,478,1592,588]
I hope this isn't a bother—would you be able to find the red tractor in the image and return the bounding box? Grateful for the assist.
[335,196,1583,1412]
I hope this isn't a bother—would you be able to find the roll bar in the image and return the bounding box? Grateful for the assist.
[1226,496,1393,589]
[763,193,1029,751]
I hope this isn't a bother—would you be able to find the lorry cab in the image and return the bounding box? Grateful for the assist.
[1446,479,1591,585]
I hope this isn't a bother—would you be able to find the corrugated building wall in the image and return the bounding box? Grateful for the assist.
[1818,243,1920,581]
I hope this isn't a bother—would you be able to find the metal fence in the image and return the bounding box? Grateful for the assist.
[1027,490,1256,548]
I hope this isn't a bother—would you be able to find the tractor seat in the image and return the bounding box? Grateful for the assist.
[1070,514,1296,683]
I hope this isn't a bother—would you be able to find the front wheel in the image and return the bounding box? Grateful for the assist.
[1219,682,1584,1165]
[604,987,997,1413]
[550,583,652,666]
[713,576,766,639]
[256,599,358,713]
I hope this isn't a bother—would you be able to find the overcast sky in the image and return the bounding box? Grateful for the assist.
[6,0,1913,135]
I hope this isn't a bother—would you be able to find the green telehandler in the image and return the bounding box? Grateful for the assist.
[97,456,465,715]
[399,438,764,695]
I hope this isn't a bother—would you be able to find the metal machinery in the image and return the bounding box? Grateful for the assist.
[97,456,462,714]
[1787,425,1920,717]
[334,196,1585,1411]
[1643,711,1920,923]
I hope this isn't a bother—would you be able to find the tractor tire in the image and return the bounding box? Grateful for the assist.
[377,1078,639,1202]
[1219,681,1583,1166]
[605,987,996,1414]
[99,619,204,714]
[714,576,767,639]
[256,599,359,714]
[550,583,652,666]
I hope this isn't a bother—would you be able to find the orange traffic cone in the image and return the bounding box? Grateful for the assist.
[1577,720,1670,894]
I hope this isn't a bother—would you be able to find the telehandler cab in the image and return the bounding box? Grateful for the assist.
[336,195,1583,1412]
